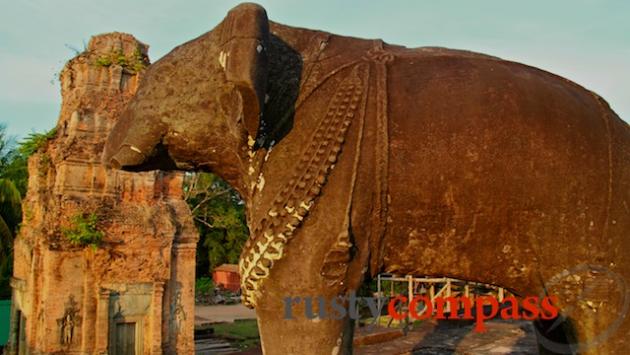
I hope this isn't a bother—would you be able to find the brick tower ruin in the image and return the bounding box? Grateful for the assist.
[7,33,198,354]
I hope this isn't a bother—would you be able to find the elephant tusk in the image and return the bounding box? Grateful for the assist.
[129,145,143,155]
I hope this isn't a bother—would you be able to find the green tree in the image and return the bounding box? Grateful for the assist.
[0,125,24,298]
[184,173,249,277]
[0,178,21,298]
[0,128,27,198]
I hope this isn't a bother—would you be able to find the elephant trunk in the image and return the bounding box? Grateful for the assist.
[104,108,168,170]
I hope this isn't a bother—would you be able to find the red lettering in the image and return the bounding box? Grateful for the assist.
[459,296,474,320]
[499,296,521,320]
[540,296,559,320]
[388,295,408,320]
[409,295,433,320]
[520,296,541,320]
[474,296,498,332]
[435,296,463,320]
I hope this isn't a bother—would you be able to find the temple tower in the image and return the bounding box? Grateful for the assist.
[8,33,197,354]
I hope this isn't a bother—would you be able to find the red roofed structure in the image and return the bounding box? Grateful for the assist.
[212,264,241,292]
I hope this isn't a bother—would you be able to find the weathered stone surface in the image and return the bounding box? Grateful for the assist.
[102,3,630,354]
[9,32,198,354]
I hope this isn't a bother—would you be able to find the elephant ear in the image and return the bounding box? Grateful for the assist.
[218,3,269,142]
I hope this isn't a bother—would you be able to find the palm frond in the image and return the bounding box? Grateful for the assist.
[0,215,13,259]
[0,178,22,233]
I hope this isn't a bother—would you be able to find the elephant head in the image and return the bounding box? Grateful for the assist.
[104,3,275,195]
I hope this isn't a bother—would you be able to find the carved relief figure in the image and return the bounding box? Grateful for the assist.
[173,291,186,331]
[57,295,80,346]
[104,3,630,354]
[62,314,74,345]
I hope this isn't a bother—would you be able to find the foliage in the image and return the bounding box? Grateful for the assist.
[195,277,215,296]
[94,48,147,74]
[0,125,26,298]
[18,127,57,158]
[184,173,249,277]
[62,213,104,250]
[0,179,21,299]
[0,127,26,197]
[357,277,379,297]
[0,179,22,236]
[0,127,56,200]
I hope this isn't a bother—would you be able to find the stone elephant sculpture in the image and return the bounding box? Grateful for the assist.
[104,3,630,354]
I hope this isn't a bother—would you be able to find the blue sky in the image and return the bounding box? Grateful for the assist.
[1,0,628,140]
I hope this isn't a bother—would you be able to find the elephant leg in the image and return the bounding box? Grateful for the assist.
[256,270,354,355]
[251,228,362,354]
[255,290,354,354]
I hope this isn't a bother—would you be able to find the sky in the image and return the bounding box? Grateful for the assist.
[1,0,628,141]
